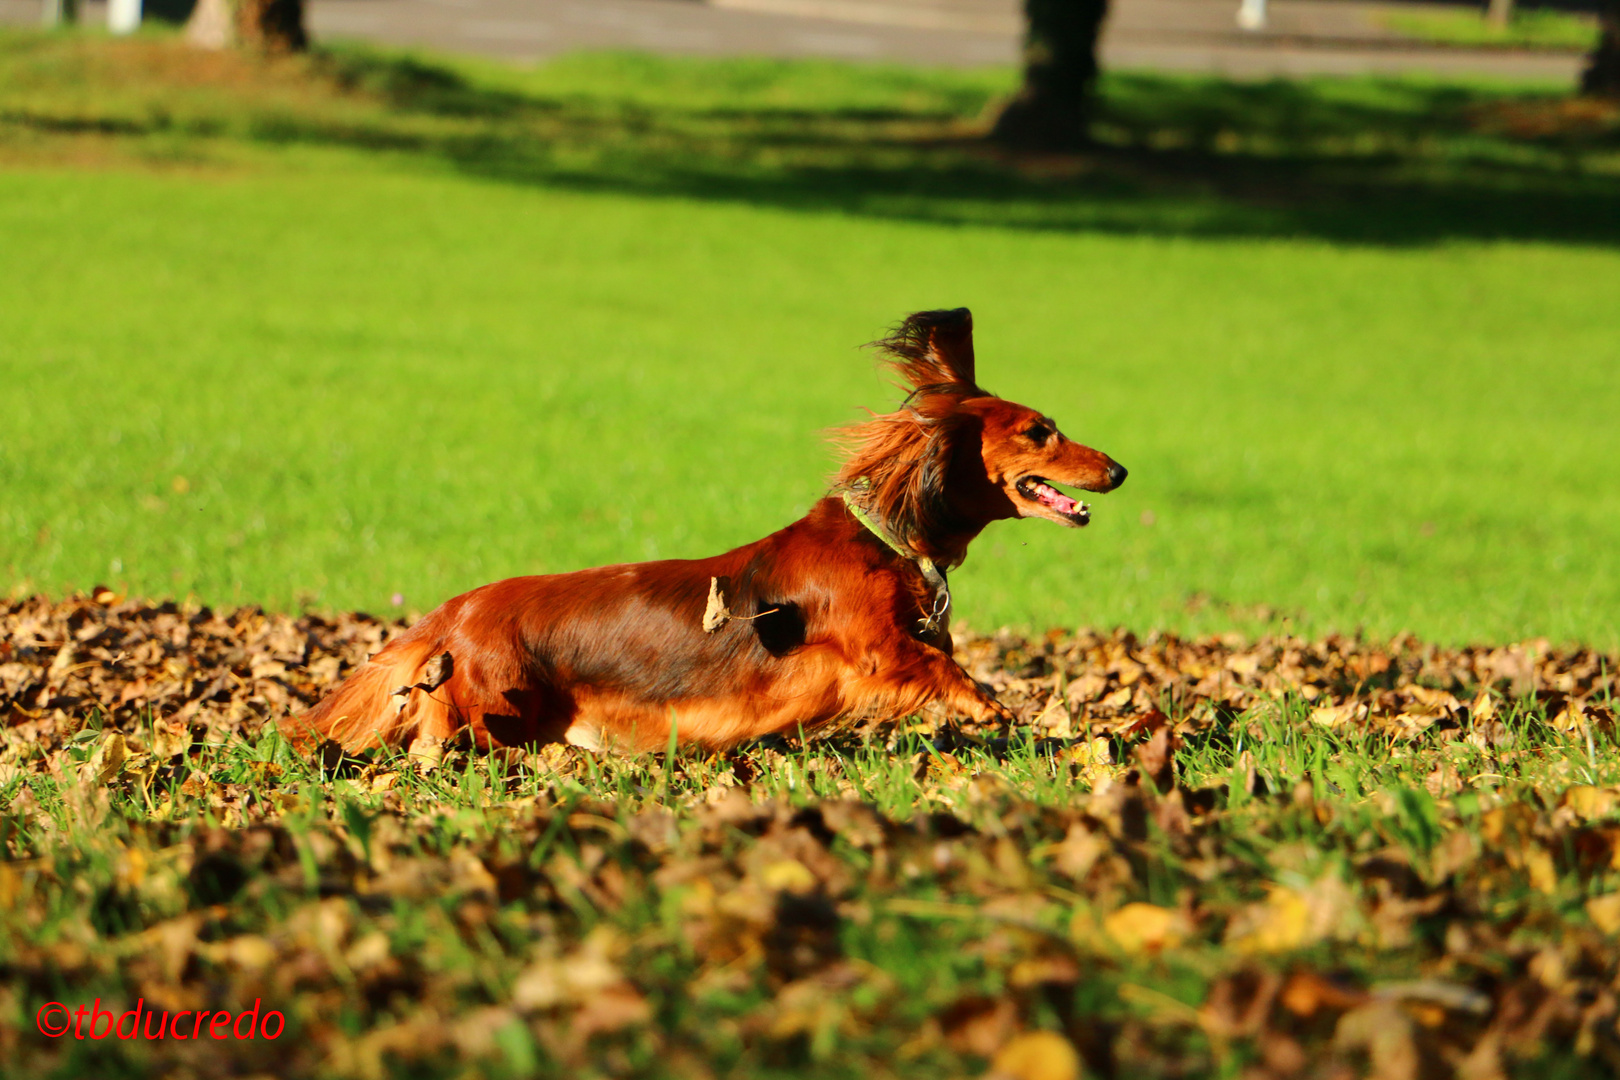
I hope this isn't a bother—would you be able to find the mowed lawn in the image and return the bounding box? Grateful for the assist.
[6,34,1620,1080]
[1,32,1617,647]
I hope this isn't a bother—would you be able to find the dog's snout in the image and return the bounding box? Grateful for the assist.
[1107,461,1128,490]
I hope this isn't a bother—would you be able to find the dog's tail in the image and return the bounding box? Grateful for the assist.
[283,627,450,753]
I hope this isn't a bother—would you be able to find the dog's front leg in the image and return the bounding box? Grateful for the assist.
[846,634,1014,725]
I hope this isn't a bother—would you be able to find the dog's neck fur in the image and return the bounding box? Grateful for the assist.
[835,471,1000,572]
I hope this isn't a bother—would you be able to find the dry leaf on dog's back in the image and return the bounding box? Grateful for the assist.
[702,576,732,633]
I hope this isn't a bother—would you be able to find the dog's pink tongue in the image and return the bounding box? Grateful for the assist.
[1039,484,1078,514]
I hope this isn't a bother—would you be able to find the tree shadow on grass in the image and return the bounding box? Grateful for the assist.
[8,39,1617,246]
[333,52,1620,246]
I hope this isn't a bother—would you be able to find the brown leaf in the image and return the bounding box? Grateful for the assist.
[81,731,128,785]
[1132,723,1177,794]
[1278,971,1367,1018]
[702,576,732,633]
[392,651,453,696]
[940,996,1018,1057]
[1333,999,1427,1080]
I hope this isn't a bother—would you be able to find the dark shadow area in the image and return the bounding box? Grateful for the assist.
[309,51,1620,246]
[142,0,198,23]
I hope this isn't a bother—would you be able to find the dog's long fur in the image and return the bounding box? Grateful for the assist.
[284,309,1125,754]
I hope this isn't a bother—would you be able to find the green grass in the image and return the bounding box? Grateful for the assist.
[1381,8,1600,52]
[1,30,1618,647]
[5,34,1618,1078]
[3,628,1620,1075]
[4,600,1617,1078]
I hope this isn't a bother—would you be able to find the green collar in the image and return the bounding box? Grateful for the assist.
[840,490,951,635]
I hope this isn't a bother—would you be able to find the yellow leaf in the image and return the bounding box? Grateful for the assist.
[1309,703,1363,728]
[222,934,277,971]
[1523,846,1559,895]
[1587,893,1620,936]
[1550,702,1586,734]
[88,732,128,785]
[761,859,817,893]
[1562,786,1616,821]
[345,931,392,971]
[1103,902,1184,954]
[1033,694,1073,739]
[149,721,190,760]
[407,733,444,773]
[988,1031,1083,1080]
[1234,886,1311,953]
[116,844,147,890]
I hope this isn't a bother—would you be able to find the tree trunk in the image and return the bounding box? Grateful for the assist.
[991,0,1112,150]
[41,0,78,26]
[1583,0,1620,97]
[186,0,306,52]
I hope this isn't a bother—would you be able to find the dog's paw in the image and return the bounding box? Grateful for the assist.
[973,696,1015,725]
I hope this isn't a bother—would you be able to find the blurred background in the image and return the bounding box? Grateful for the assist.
[1,0,1616,646]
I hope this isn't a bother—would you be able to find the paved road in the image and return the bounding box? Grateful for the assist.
[1,0,1586,82]
[310,0,1018,65]
[306,0,1583,80]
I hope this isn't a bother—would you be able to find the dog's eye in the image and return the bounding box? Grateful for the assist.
[1023,424,1052,443]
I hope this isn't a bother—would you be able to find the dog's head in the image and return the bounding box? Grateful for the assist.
[954,394,1126,528]
[837,308,1125,550]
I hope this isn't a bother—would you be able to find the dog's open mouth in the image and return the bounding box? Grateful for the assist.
[1016,477,1091,525]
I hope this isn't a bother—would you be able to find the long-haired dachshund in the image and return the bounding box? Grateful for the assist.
[285,309,1125,756]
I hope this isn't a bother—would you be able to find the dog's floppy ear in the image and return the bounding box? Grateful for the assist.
[874,308,981,394]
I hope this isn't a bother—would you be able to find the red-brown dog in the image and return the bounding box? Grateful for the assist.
[285,309,1125,755]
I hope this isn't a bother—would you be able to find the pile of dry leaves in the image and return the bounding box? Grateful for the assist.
[1,588,1612,749]
[2,591,1619,1080]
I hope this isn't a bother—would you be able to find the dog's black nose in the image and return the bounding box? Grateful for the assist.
[1108,462,1128,489]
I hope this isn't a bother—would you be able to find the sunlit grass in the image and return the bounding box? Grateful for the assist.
[7,684,1618,1076]
[1380,8,1600,52]
[1,30,1617,648]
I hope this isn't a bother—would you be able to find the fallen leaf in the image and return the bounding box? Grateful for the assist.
[84,732,128,785]
[702,576,732,633]
[940,996,1017,1057]
[760,858,818,894]
[1104,902,1186,954]
[1561,785,1616,821]
[987,1030,1083,1080]
[1587,893,1620,935]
